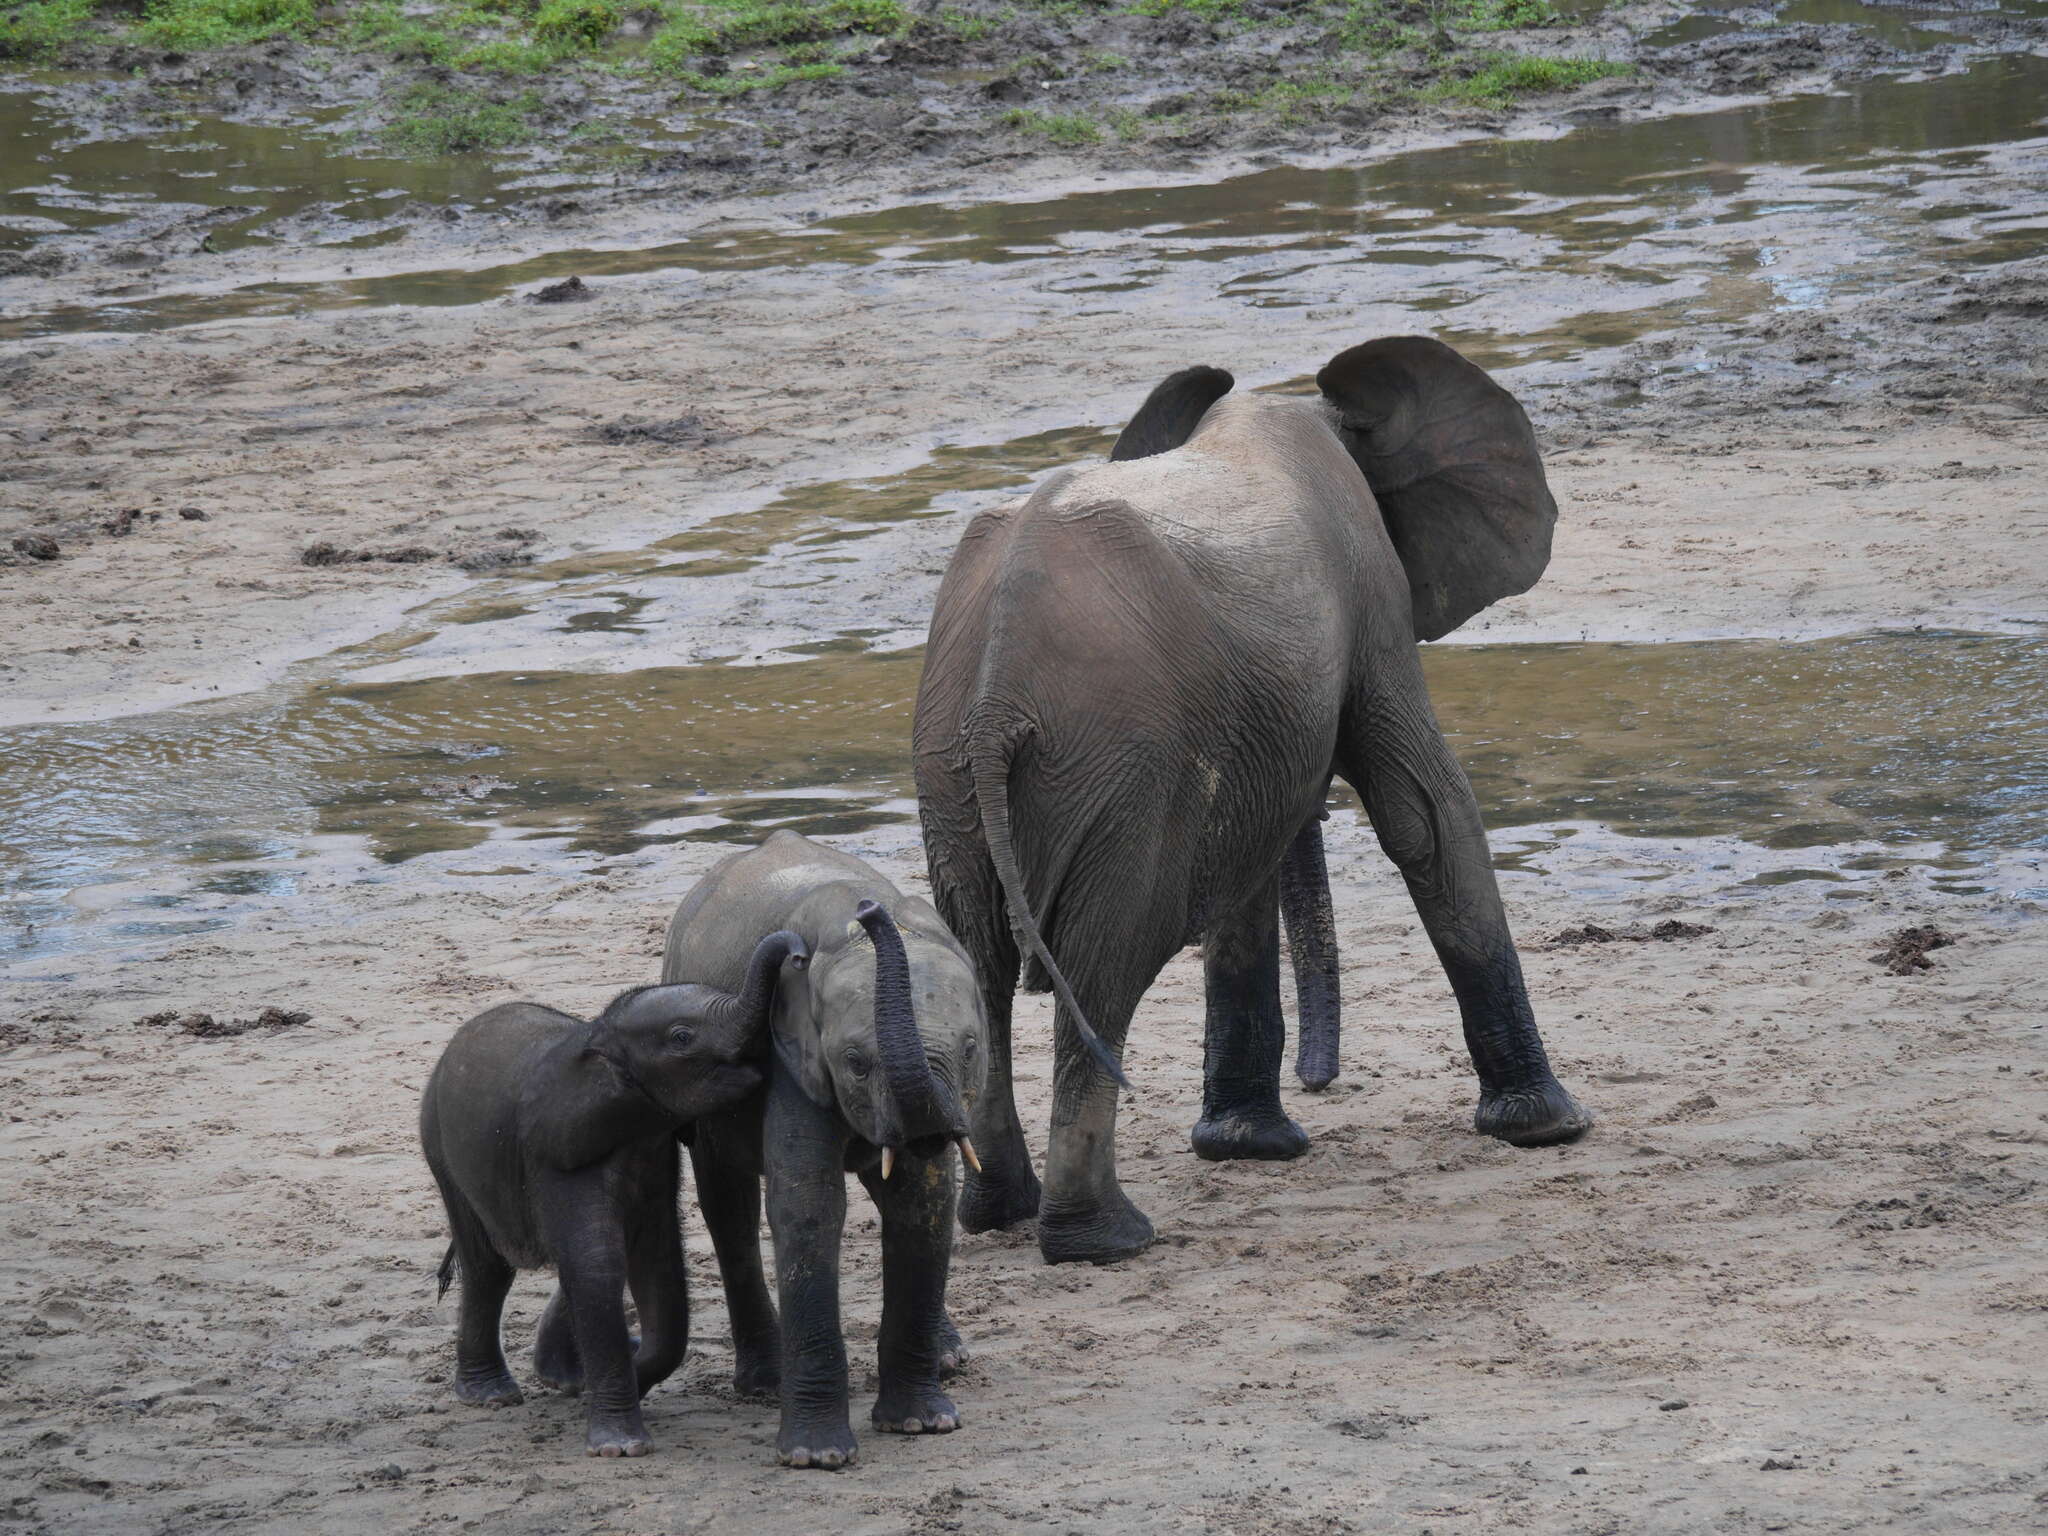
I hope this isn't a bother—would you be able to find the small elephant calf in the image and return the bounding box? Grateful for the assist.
[419,930,805,1457]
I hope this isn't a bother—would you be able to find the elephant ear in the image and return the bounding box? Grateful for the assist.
[770,964,834,1110]
[1109,365,1235,461]
[1316,337,1556,642]
[525,1039,665,1171]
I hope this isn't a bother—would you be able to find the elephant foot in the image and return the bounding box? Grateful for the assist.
[935,1312,968,1377]
[1038,1188,1155,1266]
[1190,1105,1311,1163]
[584,1414,653,1459]
[533,1290,582,1394]
[1476,1077,1593,1147]
[777,1414,857,1470]
[732,1339,781,1400]
[872,1383,960,1435]
[959,1162,1043,1235]
[454,1364,524,1407]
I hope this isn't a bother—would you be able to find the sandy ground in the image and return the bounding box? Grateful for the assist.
[5,243,2046,725]
[3,818,2045,1533]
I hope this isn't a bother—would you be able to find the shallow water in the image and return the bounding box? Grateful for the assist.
[6,50,2046,341]
[4,630,2040,960]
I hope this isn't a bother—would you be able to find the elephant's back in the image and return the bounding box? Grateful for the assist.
[662,831,902,989]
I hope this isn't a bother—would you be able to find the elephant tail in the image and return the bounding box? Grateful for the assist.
[969,729,1130,1091]
[435,1242,457,1301]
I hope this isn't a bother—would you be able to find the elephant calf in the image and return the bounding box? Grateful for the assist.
[665,831,990,1469]
[418,930,805,1457]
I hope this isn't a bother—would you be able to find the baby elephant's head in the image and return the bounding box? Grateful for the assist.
[596,929,808,1123]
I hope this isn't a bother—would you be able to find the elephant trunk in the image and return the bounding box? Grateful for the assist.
[857,900,967,1157]
[706,929,809,1044]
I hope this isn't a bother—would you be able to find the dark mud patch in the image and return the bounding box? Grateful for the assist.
[136,1005,312,1039]
[588,413,721,449]
[300,528,537,572]
[525,274,591,304]
[9,533,61,561]
[1869,924,1958,973]
[1550,919,1716,946]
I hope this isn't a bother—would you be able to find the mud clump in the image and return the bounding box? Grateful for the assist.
[137,1006,312,1039]
[1870,925,1957,975]
[526,275,591,304]
[301,527,535,571]
[101,508,163,536]
[11,534,61,561]
[590,413,718,449]
[1552,920,1715,947]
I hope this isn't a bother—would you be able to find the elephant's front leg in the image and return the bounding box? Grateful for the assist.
[857,1154,961,1436]
[689,1124,782,1397]
[1192,871,1311,1162]
[540,1173,651,1457]
[1345,696,1591,1147]
[763,1077,856,1469]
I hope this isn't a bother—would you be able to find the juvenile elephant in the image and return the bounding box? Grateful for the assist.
[914,337,1592,1266]
[663,831,989,1469]
[419,932,803,1456]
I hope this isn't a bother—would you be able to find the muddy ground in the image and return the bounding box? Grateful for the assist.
[4,8,2048,1534]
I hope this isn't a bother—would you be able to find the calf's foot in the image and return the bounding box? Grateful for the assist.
[1038,1185,1154,1266]
[732,1340,781,1399]
[935,1312,968,1376]
[778,1414,857,1470]
[1190,1104,1310,1163]
[872,1383,960,1435]
[959,1161,1042,1235]
[532,1291,583,1394]
[585,1415,652,1459]
[1476,1078,1592,1147]
[453,1365,523,1407]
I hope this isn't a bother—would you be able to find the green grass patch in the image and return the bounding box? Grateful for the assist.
[135,0,315,49]
[1000,107,1100,145]
[384,82,543,152]
[671,59,845,94]
[530,0,616,48]
[644,0,903,73]
[1429,52,1629,103]
[0,0,101,59]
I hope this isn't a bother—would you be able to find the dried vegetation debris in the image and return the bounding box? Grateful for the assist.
[299,526,538,571]
[1550,919,1715,946]
[1869,924,1957,975]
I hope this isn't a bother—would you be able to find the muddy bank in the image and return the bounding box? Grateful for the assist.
[6,0,2046,312]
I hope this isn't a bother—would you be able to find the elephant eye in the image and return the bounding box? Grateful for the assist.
[963,1036,978,1059]
[845,1047,870,1079]
[666,1026,695,1052]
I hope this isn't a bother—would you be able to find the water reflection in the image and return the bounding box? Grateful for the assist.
[3,631,2040,958]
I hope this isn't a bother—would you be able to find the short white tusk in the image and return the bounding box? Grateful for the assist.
[880,1146,896,1181]
[956,1136,982,1174]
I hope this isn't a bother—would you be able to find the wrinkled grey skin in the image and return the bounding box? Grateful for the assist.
[664,831,990,1470]
[419,937,802,1457]
[914,337,1592,1267]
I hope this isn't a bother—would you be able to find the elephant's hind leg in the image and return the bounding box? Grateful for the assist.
[533,1286,582,1394]
[446,1218,523,1407]
[1192,871,1311,1163]
[1341,691,1591,1147]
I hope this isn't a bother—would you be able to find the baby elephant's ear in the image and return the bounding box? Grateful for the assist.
[1317,337,1556,642]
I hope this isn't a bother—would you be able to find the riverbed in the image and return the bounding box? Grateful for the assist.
[2,8,2046,1533]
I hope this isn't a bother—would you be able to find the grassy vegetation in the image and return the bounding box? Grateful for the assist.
[0,0,100,59]
[1000,107,1103,145]
[384,82,543,151]
[0,0,1630,160]
[1428,52,1630,103]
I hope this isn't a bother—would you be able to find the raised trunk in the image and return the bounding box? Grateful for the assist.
[706,929,809,1043]
[1280,817,1342,1089]
[857,900,966,1143]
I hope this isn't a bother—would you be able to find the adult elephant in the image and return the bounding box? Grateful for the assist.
[912,337,1592,1266]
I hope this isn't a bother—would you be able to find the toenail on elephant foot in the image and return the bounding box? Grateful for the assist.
[935,1314,968,1377]
[1038,1191,1155,1265]
[585,1423,652,1458]
[1190,1107,1311,1163]
[778,1416,857,1470]
[1476,1078,1593,1147]
[872,1386,960,1435]
[958,1165,1043,1234]
[454,1370,524,1407]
